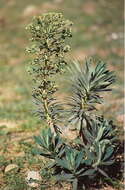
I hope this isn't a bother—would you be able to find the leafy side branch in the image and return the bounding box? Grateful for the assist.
[66,59,115,142]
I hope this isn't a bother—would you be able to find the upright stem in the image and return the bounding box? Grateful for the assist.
[79,115,87,144]
[73,178,78,190]
[42,59,57,133]
[43,96,59,134]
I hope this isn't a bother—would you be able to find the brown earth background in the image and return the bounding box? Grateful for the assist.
[0,0,124,189]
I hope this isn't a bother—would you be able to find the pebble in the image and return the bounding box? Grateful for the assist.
[4,164,18,173]
[26,170,41,187]
[22,5,37,17]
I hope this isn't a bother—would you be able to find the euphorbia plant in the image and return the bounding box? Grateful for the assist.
[26,12,120,190]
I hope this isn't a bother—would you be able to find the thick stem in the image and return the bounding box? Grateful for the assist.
[79,116,87,144]
[42,58,57,134]
[43,98,57,134]
[72,178,78,190]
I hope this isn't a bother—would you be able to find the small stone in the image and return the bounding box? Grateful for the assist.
[22,5,37,17]
[26,171,41,188]
[4,164,18,173]
[111,33,118,40]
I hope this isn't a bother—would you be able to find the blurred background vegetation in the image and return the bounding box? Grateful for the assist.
[0,0,124,189]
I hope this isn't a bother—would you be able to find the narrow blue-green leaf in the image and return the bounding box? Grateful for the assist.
[79,169,95,177]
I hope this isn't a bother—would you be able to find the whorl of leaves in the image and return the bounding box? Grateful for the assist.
[33,128,65,159]
[66,58,115,126]
[33,95,64,126]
